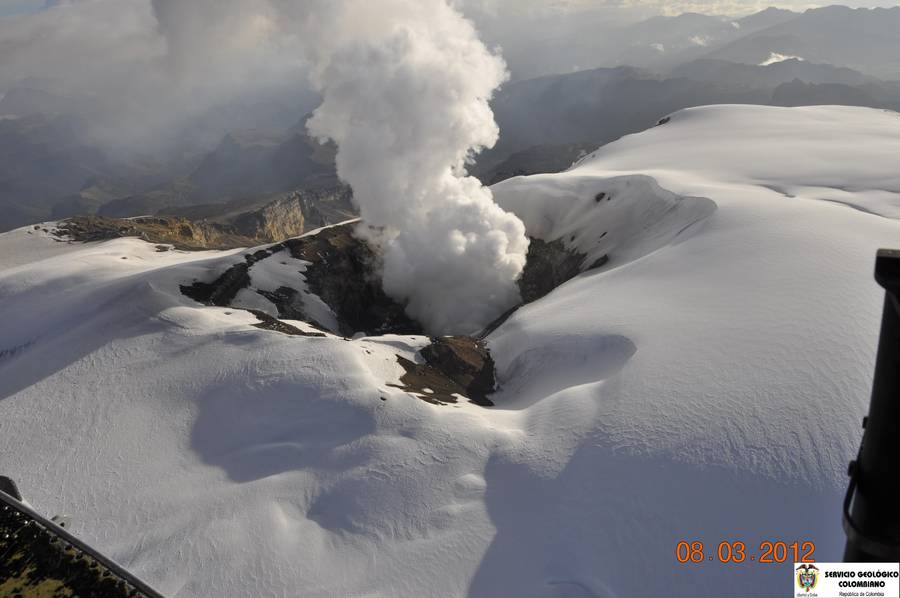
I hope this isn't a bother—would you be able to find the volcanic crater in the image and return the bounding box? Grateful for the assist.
[180,221,604,406]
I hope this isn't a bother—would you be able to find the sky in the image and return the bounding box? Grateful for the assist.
[0,0,51,17]
[3,0,900,19]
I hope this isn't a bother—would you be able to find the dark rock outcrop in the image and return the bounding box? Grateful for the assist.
[519,238,592,303]
[256,286,307,321]
[282,225,423,337]
[389,337,496,407]
[479,237,607,337]
[181,248,276,306]
[421,337,496,402]
[180,223,422,337]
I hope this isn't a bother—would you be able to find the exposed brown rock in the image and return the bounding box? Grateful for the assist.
[389,336,495,407]
[166,187,356,242]
[55,186,357,250]
[54,215,261,250]
[421,336,496,401]
[227,195,306,242]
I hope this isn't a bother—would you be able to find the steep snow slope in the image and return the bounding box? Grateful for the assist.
[484,105,900,596]
[2,105,899,598]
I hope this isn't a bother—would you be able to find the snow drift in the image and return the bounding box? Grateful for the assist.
[2,105,900,597]
[492,173,716,272]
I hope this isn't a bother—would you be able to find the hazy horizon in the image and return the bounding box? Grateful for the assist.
[4,0,900,19]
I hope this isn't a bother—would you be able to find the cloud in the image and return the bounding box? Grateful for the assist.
[0,0,312,148]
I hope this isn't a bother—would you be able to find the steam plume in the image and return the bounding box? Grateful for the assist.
[283,0,529,334]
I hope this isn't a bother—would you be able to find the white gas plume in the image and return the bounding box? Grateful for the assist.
[150,0,532,333]
[280,0,529,334]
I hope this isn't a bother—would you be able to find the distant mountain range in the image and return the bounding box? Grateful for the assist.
[90,124,338,220]
[0,103,339,232]
[1,5,899,233]
[527,5,900,81]
[475,60,900,178]
[703,6,900,80]
[590,8,798,71]
[0,112,162,231]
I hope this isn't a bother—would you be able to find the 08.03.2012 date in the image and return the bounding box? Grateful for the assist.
[675,540,815,564]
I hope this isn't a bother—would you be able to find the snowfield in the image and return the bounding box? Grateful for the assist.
[2,105,900,597]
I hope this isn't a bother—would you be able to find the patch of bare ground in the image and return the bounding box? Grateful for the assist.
[389,337,496,407]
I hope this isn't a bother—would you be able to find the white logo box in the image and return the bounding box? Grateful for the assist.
[794,563,900,598]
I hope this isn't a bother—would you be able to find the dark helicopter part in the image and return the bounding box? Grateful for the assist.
[0,476,166,598]
[844,249,900,562]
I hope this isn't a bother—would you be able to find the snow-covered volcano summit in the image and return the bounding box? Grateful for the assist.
[2,105,899,597]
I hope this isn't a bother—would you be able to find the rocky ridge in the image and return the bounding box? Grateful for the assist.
[53,187,356,250]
